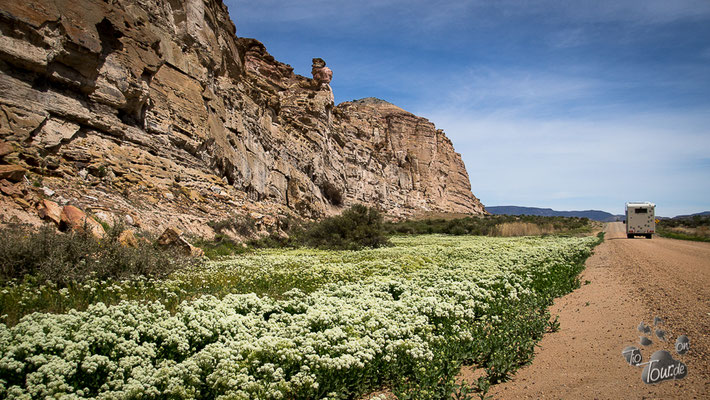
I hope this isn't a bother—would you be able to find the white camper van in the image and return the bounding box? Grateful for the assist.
[626,202,655,239]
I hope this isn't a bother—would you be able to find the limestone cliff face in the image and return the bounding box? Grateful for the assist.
[0,0,485,234]
[333,98,484,215]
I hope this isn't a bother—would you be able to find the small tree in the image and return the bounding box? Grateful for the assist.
[299,204,390,250]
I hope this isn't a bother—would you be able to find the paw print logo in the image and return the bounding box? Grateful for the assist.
[621,316,690,384]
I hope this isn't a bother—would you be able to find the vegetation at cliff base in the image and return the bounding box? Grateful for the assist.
[196,206,595,260]
[0,234,602,399]
[297,204,389,250]
[385,214,593,237]
[0,224,194,286]
[199,205,390,258]
[0,204,605,398]
[657,215,710,242]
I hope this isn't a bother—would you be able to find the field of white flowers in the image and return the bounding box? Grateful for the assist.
[0,234,601,399]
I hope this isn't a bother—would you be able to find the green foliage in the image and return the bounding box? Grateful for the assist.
[98,219,111,232]
[656,229,710,242]
[0,234,601,397]
[0,224,196,286]
[32,176,43,188]
[658,215,710,228]
[298,204,390,250]
[207,213,257,237]
[657,216,710,242]
[198,208,593,256]
[249,233,293,249]
[194,234,250,259]
[385,214,592,236]
[199,214,307,258]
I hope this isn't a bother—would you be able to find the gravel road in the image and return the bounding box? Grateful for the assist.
[488,222,710,399]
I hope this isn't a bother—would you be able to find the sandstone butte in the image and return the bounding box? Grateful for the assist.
[0,0,486,236]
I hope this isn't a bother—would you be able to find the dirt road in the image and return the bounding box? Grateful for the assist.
[488,222,710,399]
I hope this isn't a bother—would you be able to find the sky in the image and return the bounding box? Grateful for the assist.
[227,0,710,217]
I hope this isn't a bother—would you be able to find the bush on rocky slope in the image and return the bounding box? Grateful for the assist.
[0,224,198,285]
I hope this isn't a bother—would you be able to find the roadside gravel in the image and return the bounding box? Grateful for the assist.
[487,222,709,399]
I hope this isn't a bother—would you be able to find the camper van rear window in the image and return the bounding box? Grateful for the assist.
[635,208,648,214]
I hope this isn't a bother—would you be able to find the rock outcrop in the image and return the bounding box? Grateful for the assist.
[334,98,484,215]
[0,0,485,235]
[311,57,332,85]
[59,204,106,238]
[37,199,62,225]
[157,226,204,257]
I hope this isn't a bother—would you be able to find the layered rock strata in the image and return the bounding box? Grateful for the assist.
[0,0,485,235]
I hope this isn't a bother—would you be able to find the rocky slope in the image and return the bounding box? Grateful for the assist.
[0,0,485,236]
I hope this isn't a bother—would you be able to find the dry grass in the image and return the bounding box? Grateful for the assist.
[492,222,556,237]
[408,211,481,221]
[665,226,710,238]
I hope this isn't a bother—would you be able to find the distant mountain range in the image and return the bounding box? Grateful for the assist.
[672,211,710,219]
[486,206,624,222]
[486,206,710,221]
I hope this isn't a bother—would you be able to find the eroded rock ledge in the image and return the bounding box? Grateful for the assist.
[0,0,485,236]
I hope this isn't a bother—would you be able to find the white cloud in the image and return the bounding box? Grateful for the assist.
[229,0,710,216]
[418,107,710,215]
[436,67,601,109]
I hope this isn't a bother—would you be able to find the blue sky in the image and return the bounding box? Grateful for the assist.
[227,0,710,217]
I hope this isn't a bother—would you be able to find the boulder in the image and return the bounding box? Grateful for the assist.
[191,245,205,258]
[33,119,80,148]
[14,197,31,208]
[311,57,333,85]
[37,199,62,225]
[59,205,106,238]
[157,226,204,257]
[0,105,46,142]
[118,229,139,248]
[0,179,22,196]
[0,164,27,182]
[0,141,14,158]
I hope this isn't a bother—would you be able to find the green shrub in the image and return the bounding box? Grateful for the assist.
[249,233,293,249]
[0,224,197,286]
[658,215,710,229]
[657,215,710,242]
[385,215,592,237]
[194,234,250,259]
[656,227,710,242]
[298,204,390,250]
[207,214,256,237]
[198,214,306,257]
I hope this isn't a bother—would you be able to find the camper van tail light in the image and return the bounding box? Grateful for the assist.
[650,230,654,233]
[629,229,634,233]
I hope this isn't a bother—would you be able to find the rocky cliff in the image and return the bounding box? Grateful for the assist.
[0,0,485,235]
